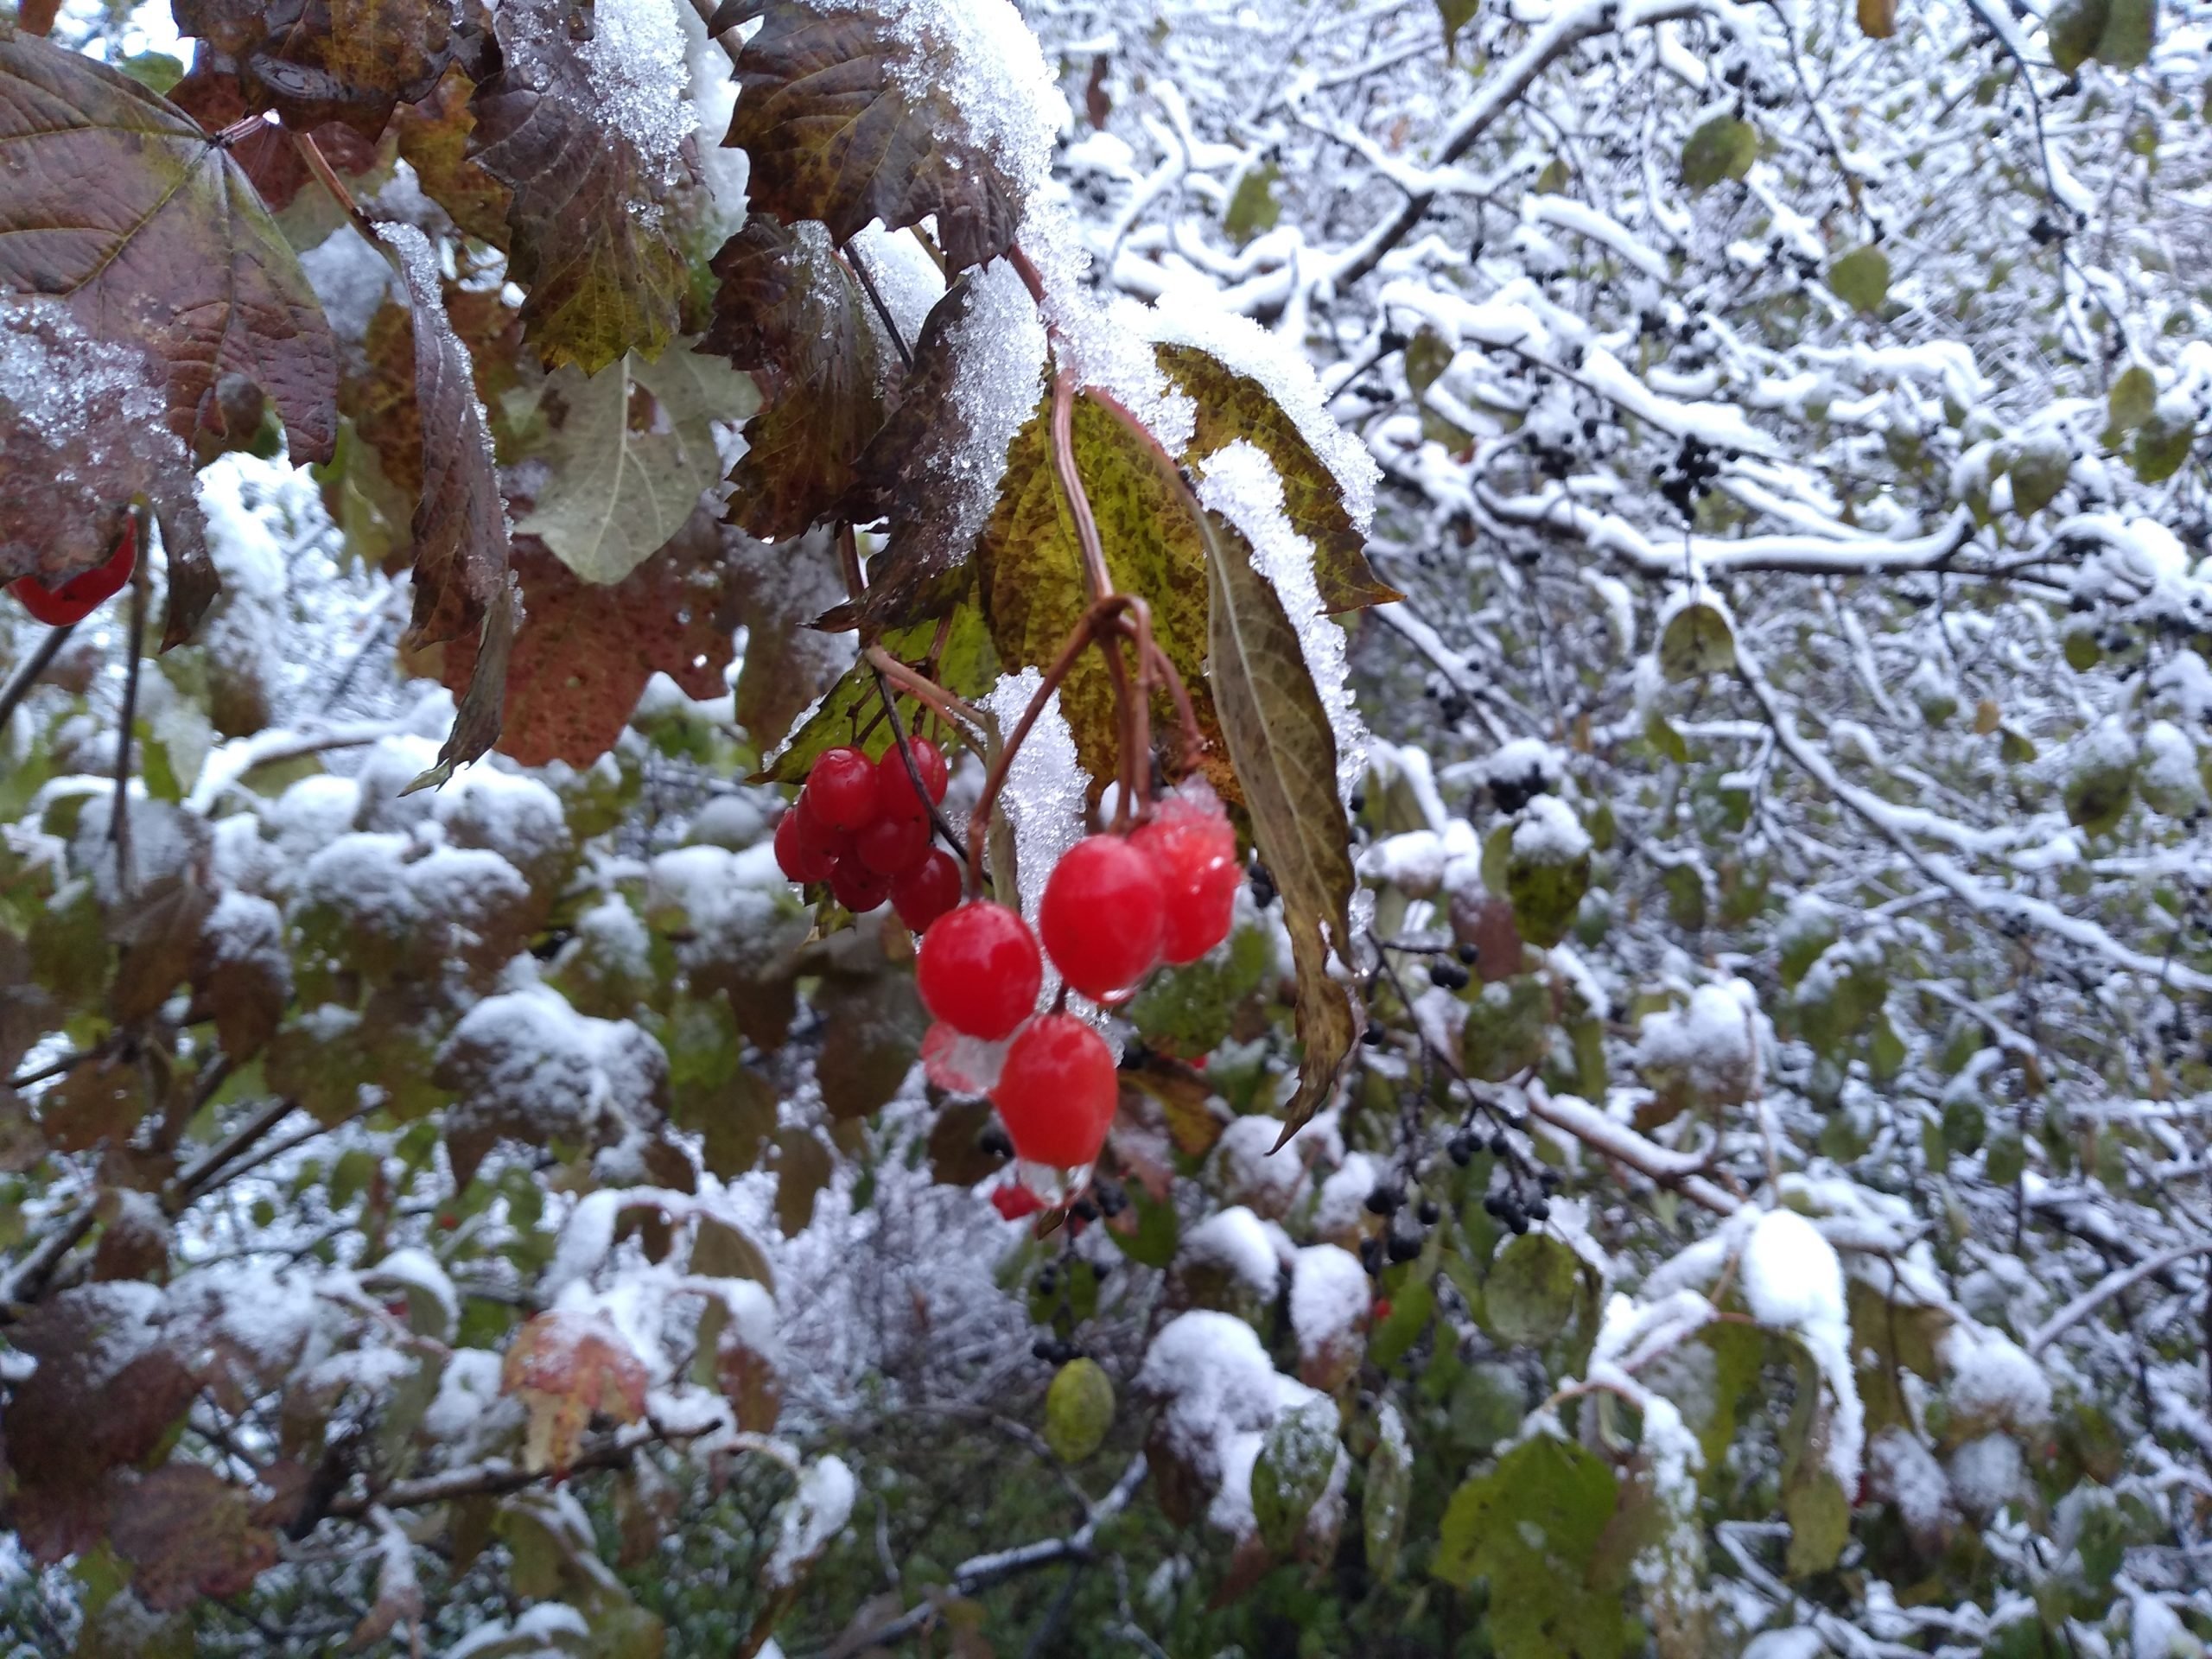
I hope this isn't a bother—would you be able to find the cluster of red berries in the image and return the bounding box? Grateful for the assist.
[773,740,962,934]
[8,521,137,627]
[908,788,1242,1170]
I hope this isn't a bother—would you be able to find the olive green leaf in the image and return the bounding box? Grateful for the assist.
[1659,600,1737,681]
[2009,429,2072,518]
[1681,116,1757,190]
[1827,244,1891,314]
[2107,364,2157,435]
[1224,161,1281,247]
[1044,1357,1116,1463]
[1251,1401,1338,1554]
[1484,1233,1579,1347]
[2047,0,2108,68]
[2133,402,2197,484]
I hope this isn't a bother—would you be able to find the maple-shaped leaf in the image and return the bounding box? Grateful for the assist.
[166,56,382,213]
[391,62,512,245]
[170,0,487,137]
[976,389,1233,801]
[839,261,1047,629]
[517,343,759,585]
[438,516,738,768]
[501,1310,650,1475]
[715,0,1054,272]
[375,220,515,789]
[0,33,337,461]
[1160,342,1400,614]
[701,218,886,542]
[0,300,204,591]
[469,0,693,373]
[107,1464,278,1611]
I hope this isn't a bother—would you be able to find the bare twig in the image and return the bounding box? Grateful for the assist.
[0,618,78,733]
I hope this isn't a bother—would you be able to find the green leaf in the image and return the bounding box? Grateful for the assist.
[2095,0,2155,66]
[1681,116,1757,190]
[1484,1233,1578,1347]
[1783,1467,1851,1576]
[1658,601,1736,681]
[758,603,999,785]
[1435,0,1479,48]
[1432,1436,1634,1659]
[2133,404,2196,483]
[1368,1275,1433,1370]
[2009,429,2072,518]
[1985,1133,2025,1187]
[1462,976,1551,1083]
[1224,161,1281,247]
[1044,1357,1116,1463]
[810,966,927,1121]
[516,346,759,585]
[2107,364,2157,434]
[1448,1361,1526,1452]
[1251,1401,1338,1554]
[2047,0,2108,68]
[1827,244,1891,314]
[1202,509,1363,1136]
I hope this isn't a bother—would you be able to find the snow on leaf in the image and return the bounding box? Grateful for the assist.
[191,889,291,1064]
[717,0,1061,272]
[106,1464,278,1611]
[763,1453,855,1587]
[169,0,486,137]
[501,1309,651,1476]
[0,35,336,462]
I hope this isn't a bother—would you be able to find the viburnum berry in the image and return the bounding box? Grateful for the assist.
[1131,791,1240,963]
[794,788,854,862]
[1039,836,1166,1000]
[874,737,947,819]
[990,1180,1046,1221]
[855,810,929,876]
[808,746,879,832]
[828,855,891,914]
[892,849,961,933]
[773,807,836,884]
[8,519,137,627]
[917,902,1040,1039]
[991,1014,1117,1166]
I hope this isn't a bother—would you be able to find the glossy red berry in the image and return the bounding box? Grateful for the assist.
[855,810,930,876]
[990,1180,1046,1221]
[917,902,1041,1039]
[9,519,137,627]
[992,1014,1118,1166]
[774,807,836,884]
[1039,836,1166,1000]
[1132,798,1241,963]
[809,746,879,832]
[794,788,854,861]
[892,849,962,933]
[874,737,948,819]
[828,855,891,914]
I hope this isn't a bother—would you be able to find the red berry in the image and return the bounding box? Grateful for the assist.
[1039,836,1166,1000]
[917,902,1041,1039]
[874,737,948,819]
[992,1014,1118,1166]
[775,808,836,884]
[1131,798,1240,963]
[855,810,930,876]
[794,788,854,861]
[9,519,137,627]
[892,849,962,933]
[809,746,879,832]
[990,1180,1046,1221]
[828,855,891,913]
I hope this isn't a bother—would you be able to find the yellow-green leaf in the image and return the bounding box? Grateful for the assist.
[1681,117,1756,191]
[1827,244,1891,314]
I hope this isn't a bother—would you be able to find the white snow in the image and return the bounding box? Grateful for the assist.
[766,1455,856,1587]
[1179,1205,1281,1297]
[982,668,1086,950]
[1738,1207,1863,1491]
[1289,1244,1368,1364]
[1510,794,1591,863]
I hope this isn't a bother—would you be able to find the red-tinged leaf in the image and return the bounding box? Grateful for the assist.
[717,0,1049,272]
[170,0,488,138]
[392,62,512,246]
[38,1057,151,1154]
[469,0,694,372]
[17,0,59,35]
[0,300,206,591]
[437,518,738,768]
[107,1464,279,1611]
[502,1309,650,1475]
[166,58,382,213]
[702,218,886,542]
[0,34,337,461]
[192,892,291,1065]
[4,1285,199,1562]
[109,868,217,1024]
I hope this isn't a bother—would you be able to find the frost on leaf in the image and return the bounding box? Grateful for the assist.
[716,0,1060,272]
[438,517,739,768]
[702,218,887,543]
[470,0,695,373]
[106,1464,278,1611]
[501,1310,650,1475]
[169,0,486,137]
[0,35,337,461]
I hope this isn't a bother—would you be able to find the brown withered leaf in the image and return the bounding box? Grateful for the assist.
[502,1309,649,1476]
[925,1099,1009,1188]
[0,1087,46,1173]
[110,868,217,1025]
[0,301,206,591]
[171,0,485,137]
[701,218,886,542]
[0,34,337,462]
[773,1128,832,1237]
[166,57,383,213]
[811,969,927,1121]
[39,1058,150,1154]
[438,519,736,768]
[108,1465,278,1610]
[191,892,291,1065]
[717,0,1037,272]
[470,0,691,372]
[392,62,512,245]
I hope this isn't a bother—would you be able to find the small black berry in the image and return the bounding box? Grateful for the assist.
[1417,1198,1440,1226]
[1386,1229,1423,1263]
[1447,1132,1476,1166]
[1488,1131,1510,1156]
[1364,1181,1405,1217]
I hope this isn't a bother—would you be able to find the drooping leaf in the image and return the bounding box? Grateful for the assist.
[470,0,692,372]
[392,62,512,245]
[163,57,382,214]
[1483,1233,1579,1348]
[702,218,887,542]
[1680,116,1757,190]
[2009,429,2072,518]
[1202,510,1360,1139]
[810,965,928,1121]
[107,1465,278,1611]
[0,34,337,461]
[773,1127,832,1237]
[1044,1357,1116,1463]
[1160,343,1399,614]
[1251,1401,1338,1555]
[730,524,856,749]
[1827,244,1891,314]
[502,1310,651,1476]
[2095,0,2155,66]
[437,518,738,768]
[191,893,292,1065]
[2107,364,2157,434]
[2132,401,2196,484]
[1658,600,1736,681]
[1363,1407,1414,1580]
[717,0,1047,271]
[517,345,759,585]
[169,0,486,137]
[2047,0,2108,67]
[109,868,217,1023]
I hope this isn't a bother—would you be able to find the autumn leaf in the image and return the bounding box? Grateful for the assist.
[169,0,485,136]
[702,218,887,542]
[469,0,693,372]
[0,33,337,461]
[717,0,1048,271]
[502,1310,651,1475]
[166,57,382,213]
[108,1465,278,1611]
[773,1127,833,1236]
[1202,510,1360,1140]
[756,601,1001,785]
[392,63,512,245]
[438,518,739,768]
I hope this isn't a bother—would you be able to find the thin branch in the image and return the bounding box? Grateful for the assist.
[0,618,78,732]
[110,527,150,899]
[168,1097,300,1210]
